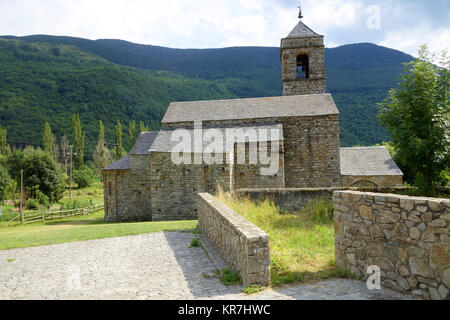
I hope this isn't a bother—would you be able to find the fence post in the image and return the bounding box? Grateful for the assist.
[42,210,45,223]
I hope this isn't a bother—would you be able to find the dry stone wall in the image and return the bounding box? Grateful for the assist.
[198,193,271,286]
[334,190,450,300]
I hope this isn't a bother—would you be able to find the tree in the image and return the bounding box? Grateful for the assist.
[72,114,85,170]
[7,147,65,204]
[0,165,10,203]
[129,121,136,151]
[98,120,105,142]
[139,121,149,135]
[378,45,449,195]
[114,120,125,160]
[94,121,112,172]
[0,127,11,157]
[72,166,94,188]
[42,122,54,155]
[60,134,70,174]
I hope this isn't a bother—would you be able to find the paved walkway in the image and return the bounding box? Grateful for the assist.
[0,232,417,300]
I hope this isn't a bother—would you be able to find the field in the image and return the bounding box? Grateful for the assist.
[217,191,353,286]
[0,177,197,250]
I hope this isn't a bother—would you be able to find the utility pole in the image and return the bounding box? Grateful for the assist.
[20,170,23,224]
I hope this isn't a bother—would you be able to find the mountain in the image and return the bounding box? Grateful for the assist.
[0,35,415,160]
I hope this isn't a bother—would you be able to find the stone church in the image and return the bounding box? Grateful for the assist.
[102,14,403,222]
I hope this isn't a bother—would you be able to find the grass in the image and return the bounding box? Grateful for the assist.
[1,177,105,224]
[243,285,266,295]
[190,237,201,247]
[0,210,197,250]
[219,268,242,286]
[217,191,354,287]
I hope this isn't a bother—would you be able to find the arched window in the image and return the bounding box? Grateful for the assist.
[297,55,309,79]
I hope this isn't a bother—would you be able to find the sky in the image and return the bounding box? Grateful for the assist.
[0,0,449,56]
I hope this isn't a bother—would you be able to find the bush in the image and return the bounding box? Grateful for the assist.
[26,198,40,210]
[8,147,65,204]
[59,198,93,210]
[72,166,94,189]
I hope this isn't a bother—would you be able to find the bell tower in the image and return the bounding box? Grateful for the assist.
[281,5,326,96]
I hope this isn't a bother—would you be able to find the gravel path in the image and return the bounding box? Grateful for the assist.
[0,232,417,300]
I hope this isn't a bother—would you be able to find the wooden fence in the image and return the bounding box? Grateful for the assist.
[9,203,104,225]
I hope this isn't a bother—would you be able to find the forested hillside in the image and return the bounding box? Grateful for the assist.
[0,35,416,160]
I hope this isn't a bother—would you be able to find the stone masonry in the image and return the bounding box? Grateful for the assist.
[281,21,326,96]
[198,193,271,286]
[102,16,402,223]
[334,190,450,300]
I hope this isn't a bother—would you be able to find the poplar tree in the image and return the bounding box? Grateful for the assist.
[139,121,149,135]
[129,121,136,150]
[72,114,85,170]
[114,120,124,160]
[42,122,54,155]
[0,127,11,157]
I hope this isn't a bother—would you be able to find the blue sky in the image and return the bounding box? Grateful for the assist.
[0,0,448,56]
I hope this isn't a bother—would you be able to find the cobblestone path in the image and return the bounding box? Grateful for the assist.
[0,232,417,300]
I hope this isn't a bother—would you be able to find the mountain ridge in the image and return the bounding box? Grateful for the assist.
[0,35,416,161]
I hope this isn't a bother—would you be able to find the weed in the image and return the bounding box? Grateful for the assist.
[220,268,242,286]
[243,285,266,295]
[190,237,201,248]
[7,258,15,263]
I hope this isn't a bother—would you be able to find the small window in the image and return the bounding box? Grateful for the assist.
[297,55,309,79]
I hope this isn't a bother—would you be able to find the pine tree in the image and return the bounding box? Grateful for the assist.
[42,122,54,155]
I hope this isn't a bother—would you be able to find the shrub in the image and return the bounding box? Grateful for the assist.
[8,147,65,204]
[26,198,40,210]
[72,166,94,189]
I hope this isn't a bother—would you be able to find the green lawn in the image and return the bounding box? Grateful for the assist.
[0,210,197,250]
[217,191,353,286]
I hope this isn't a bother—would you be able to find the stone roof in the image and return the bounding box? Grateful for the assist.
[285,21,321,38]
[130,131,159,155]
[340,147,403,176]
[150,124,284,153]
[162,94,338,124]
[103,155,130,171]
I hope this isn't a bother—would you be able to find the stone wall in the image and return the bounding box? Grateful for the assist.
[233,141,285,191]
[162,115,341,189]
[150,152,232,221]
[341,175,403,188]
[236,188,335,212]
[334,190,450,300]
[103,170,152,222]
[198,193,270,286]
